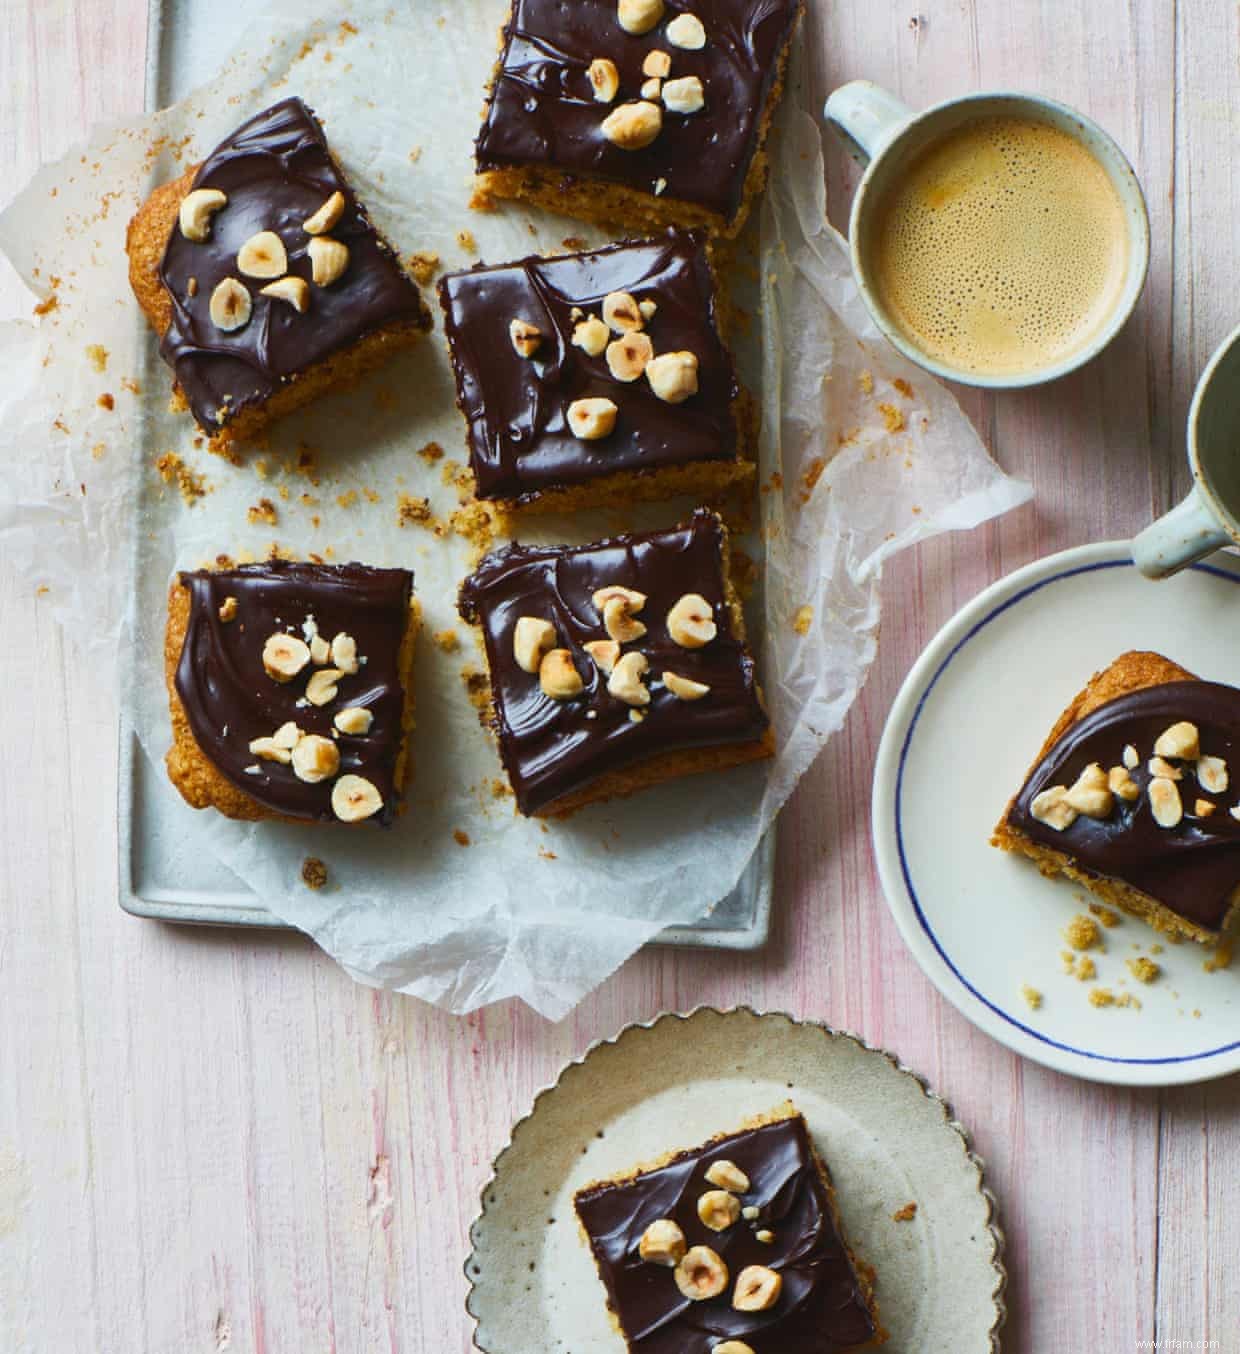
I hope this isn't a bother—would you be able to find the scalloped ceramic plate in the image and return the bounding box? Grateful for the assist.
[872,542,1240,1088]
[465,1008,1005,1353]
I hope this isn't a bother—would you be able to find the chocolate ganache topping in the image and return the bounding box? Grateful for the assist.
[438,232,740,503]
[1010,681,1240,931]
[457,510,768,814]
[574,1115,877,1353]
[475,0,801,220]
[158,98,429,433]
[175,561,413,824]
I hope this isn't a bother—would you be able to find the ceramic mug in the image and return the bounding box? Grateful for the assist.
[1131,324,1240,579]
[822,80,1151,389]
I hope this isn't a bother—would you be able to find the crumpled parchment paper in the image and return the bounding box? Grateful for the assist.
[0,0,1031,1018]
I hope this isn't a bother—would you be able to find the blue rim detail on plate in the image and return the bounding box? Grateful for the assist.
[894,556,1240,1066]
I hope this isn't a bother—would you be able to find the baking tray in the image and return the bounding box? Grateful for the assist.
[117,0,776,950]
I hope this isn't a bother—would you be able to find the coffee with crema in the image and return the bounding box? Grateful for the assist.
[868,115,1130,377]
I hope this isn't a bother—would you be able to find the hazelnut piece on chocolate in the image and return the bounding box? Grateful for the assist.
[617,0,664,35]
[291,734,340,784]
[1148,756,1183,781]
[1030,785,1076,831]
[1064,762,1113,819]
[330,632,360,675]
[606,332,654,382]
[209,277,252,333]
[260,276,311,314]
[306,667,345,707]
[584,639,621,675]
[642,49,671,78]
[667,592,717,648]
[334,706,374,736]
[732,1264,782,1312]
[639,298,658,320]
[303,190,346,236]
[272,721,301,750]
[1123,743,1139,769]
[1154,720,1200,761]
[332,774,384,822]
[1198,754,1229,794]
[567,397,618,440]
[641,77,663,100]
[646,350,699,403]
[262,631,311,682]
[1148,776,1184,828]
[308,236,350,287]
[607,651,650,707]
[218,596,239,622]
[664,671,711,701]
[674,1246,728,1301]
[602,596,647,643]
[509,318,543,357]
[638,1218,686,1266]
[588,57,621,103]
[697,1189,741,1232]
[249,736,292,765]
[755,1228,776,1244]
[667,11,707,48]
[237,230,288,280]
[713,1345,756,1354]
[593,584,648,612]
[1194,797,1217,818]
[540,649,584,701]
[572,316,610,356]
[1108,766,1140,802]
[310,633,331,665]
[663,75,705,114]
[602,290,644,333]
[514,616,557,674]
[600,100,663,151]
[178,187,228,243]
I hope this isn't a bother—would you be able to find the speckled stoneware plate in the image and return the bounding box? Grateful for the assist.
[873,541,1240,1088]
[465,1007,1005,1353]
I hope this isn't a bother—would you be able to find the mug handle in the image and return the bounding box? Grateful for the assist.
[1131,487,1231,579]
[823,80,916,165]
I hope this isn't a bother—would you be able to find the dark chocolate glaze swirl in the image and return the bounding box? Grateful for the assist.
[574,1115,877,1353]
[1010,681,1240,931]
[438,232,740,502]
[457,510,768,814]
[158,98,430,433]
[475,0,801,221]
[175,561,413,825]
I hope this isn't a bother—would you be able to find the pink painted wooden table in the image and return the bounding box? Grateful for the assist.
[2,2,1237,1349]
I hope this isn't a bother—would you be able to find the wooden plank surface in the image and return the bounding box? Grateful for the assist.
[1,0,1235,1349]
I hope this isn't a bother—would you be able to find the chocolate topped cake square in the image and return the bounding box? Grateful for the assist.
[438,231,753,511]
[992,649,1240,944]
[457,508,772,816]
[473,0,803,238]
[127,98,432,452]
[165,560,419,825]
[573,1105,882,1353]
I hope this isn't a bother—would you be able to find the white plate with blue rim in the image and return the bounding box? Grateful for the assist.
[872,541,1240,1086]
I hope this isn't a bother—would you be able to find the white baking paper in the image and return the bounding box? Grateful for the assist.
[0,0,1030,1019]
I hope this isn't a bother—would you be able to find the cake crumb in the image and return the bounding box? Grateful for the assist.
[396,493,432,527]
[891,1202,918,1222]
[798,456,826,503]
[892,377,914,398]
[121,376,141,395]
[433,629,460,653]
[858,369,873,395]
[453,829,471,847]
[97,392,115,411]
[301,857,328,890]
[336,489,359,509]
[247,498,279,526]
[91,442,106,461]
[408,250,440,285]
[1075,956,1097,982]
[154,451,209,505]
[1021,984,1043,1010]
[1088,903,1122,928]
[457,229,478,254]
[86,344,109,372]
[1063,915,1102,952]
[878,402,905,433]
[450,502,497,555]
[1204,938,1233,972]
[1127,957,1161,984]
[1089,988,1116,1008]
[417,440,445,463]
[33,292,59,316]
[792,604,813,635]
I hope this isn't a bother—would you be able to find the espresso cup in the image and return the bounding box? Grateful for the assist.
[1131,324,1240,579]
[823,81,1150,388]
